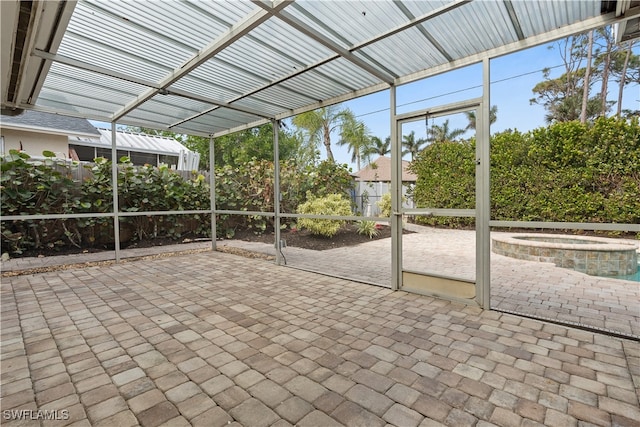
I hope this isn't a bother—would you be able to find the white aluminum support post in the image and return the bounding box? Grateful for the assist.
[209,136,217,250]
[111,125,121,262]
[477,58,492,309]
[390,85,402,291]
[273,120,283,265]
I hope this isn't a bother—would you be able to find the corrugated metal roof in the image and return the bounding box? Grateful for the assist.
[72,129,194,157]
[1,0,635,137]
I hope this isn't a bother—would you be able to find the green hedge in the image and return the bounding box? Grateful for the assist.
[410,117,640,231]
[1,153,354,255]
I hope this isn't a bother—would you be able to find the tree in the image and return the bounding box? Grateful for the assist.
[595,27,616,116]
[611,40,640,117]
[464,106,498,130]
[402,131,428,161]
[364,136,391,157]
[180,123,303,170]
[531,27,639,123]
[292,105,351,162]
[426,120,465,144]
[337,110,371,171]
[530,33,602,123]
[530,68,602,123]
[580,30,594,123]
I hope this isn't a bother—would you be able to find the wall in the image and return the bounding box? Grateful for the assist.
[355,181,414,216]
[1,128,69,159]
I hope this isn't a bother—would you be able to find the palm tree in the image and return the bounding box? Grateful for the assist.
[402,131,428,161]
[427,120,466,144]
[464,105,498,130]
[337,110,371,170]
[291,105,350,162]
[364,136,391,157]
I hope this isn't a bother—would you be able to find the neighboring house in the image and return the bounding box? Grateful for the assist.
[1,110,199,170]
[70,129,200,171]
[353,156,416,216]
[0,110,100,159]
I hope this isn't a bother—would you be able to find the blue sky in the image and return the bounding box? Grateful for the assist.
[329,41,640,169]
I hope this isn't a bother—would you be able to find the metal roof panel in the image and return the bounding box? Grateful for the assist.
[1,0,617,137]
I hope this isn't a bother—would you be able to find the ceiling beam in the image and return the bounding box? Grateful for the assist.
[111,1,290,122]
[503,0,525,41]
[393,1,455,62]
[33,49,273,119]
[253,0,396,85]
[395,10,623,87]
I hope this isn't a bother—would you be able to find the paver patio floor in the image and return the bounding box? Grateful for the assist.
[221,227,640,339]
[1,250,639,426]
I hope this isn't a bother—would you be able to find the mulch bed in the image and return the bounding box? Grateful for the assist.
[2,224,411,276]
[230,223,409,251]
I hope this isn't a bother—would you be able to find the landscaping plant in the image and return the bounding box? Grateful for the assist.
[356,220,379,238]
[296,193,352,237]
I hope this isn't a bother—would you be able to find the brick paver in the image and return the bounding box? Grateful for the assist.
[1,250,639,426]
[221,226,640,339]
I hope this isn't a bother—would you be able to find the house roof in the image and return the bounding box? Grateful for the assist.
[2,1,636,138]
[0,109,100,138]
[354,156,417,182]
[68,129,193,157]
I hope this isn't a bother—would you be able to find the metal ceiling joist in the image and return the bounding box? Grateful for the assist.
[32,49,273,119]
[182,0,355,94]
[352,0,473,51]
[614,3,640,43]
[395,9,622,86]
[33,49,159,88]
[254,1,396,85]
[392,1,456,62]
[112,1,291,122]
[503,0,526,41]
[210,0,474,137]
[220,0,474,119]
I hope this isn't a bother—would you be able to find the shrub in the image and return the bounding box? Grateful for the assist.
[356,220,379,238]
[377,193,392,217]
[83,157,211,242]
[376,192,407,218]
[215,159,355,237]
[1,150,86,254]
[409,117,639,232]
[296,193,352,237]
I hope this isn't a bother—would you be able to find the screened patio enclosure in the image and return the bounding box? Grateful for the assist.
[2,0,639,310]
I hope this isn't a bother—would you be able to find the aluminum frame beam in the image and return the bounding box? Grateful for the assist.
[112,1,291,121]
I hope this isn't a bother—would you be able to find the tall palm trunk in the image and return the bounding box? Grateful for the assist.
[322,122,335,162]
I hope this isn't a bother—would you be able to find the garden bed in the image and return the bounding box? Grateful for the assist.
[230,223,408,251]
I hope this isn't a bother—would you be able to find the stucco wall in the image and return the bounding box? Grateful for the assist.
[355,181,414,216]
[1,128,69,158]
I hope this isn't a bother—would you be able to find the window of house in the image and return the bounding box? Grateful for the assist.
[96,148,128,161]
[129,151,157,166]
[69,144,96,161]
[159,154,179,169]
